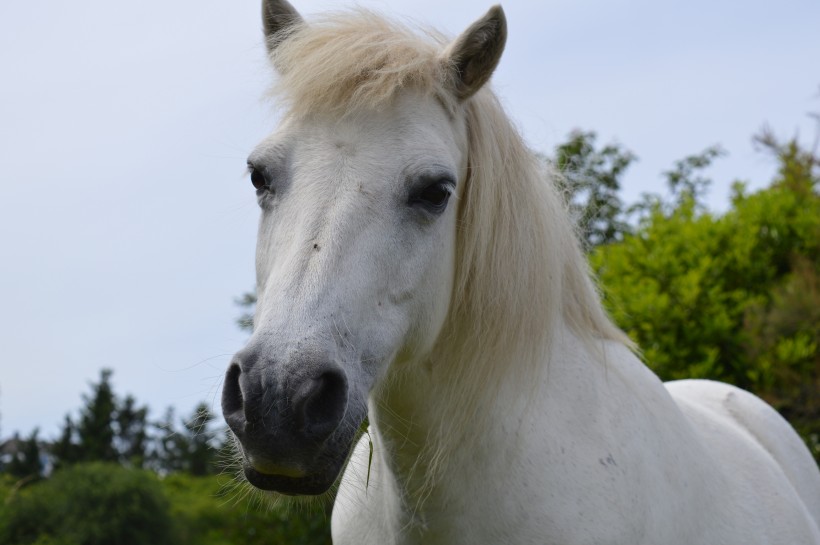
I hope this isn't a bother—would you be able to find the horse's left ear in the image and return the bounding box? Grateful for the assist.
[262,0,304,53]
[442,5,507,100]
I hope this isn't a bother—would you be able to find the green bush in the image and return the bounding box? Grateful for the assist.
[0,463,174,545]
[161,472,331,545]
[0,466,332,545]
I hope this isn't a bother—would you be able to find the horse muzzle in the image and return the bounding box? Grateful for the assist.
[221,346,354,494]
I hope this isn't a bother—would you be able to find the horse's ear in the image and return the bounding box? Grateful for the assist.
[262,0,304,53]
[442,5,507,100]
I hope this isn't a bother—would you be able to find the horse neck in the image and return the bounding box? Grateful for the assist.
[368,323,621,521]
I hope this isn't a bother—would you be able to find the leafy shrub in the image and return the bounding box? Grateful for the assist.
[160,472,332,545]
[0,463,174,545]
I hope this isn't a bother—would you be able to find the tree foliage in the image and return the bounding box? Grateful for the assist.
[591,129,820,461]
[76,369,118,463]
[152,404,223,476]
[627,145,725,222]
[45,370,224,475]
[236,291,257,333]
[549,130,637,247]
[4,430,42,482]
[116,394,149,468]
[50,369,152,469]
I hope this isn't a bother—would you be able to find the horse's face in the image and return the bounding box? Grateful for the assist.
[222,0,506,496]
[223,91,468,494]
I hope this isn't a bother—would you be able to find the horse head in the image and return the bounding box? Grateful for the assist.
[222,0,507,496]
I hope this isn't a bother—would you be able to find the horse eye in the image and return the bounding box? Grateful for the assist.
[411,181,452,212]
[250,168,267,190]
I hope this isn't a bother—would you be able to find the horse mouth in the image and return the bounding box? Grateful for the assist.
[237,426,359,495]
[243,463,339,495]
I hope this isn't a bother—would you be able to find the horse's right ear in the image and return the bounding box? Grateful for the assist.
[442,5,507,100]
[262,0,304,53]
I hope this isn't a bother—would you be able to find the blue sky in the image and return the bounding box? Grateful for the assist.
[1,0,818,438]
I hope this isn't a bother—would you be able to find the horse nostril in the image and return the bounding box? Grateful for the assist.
[294,368,348,442]
[222,363,246,432]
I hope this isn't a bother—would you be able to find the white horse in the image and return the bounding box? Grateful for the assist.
[221,1,820,543]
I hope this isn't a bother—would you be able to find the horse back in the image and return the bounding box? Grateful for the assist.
[666,379,820,540]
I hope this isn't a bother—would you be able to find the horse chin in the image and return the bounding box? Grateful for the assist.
[243,464,340,496]
[237,412,366,496]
